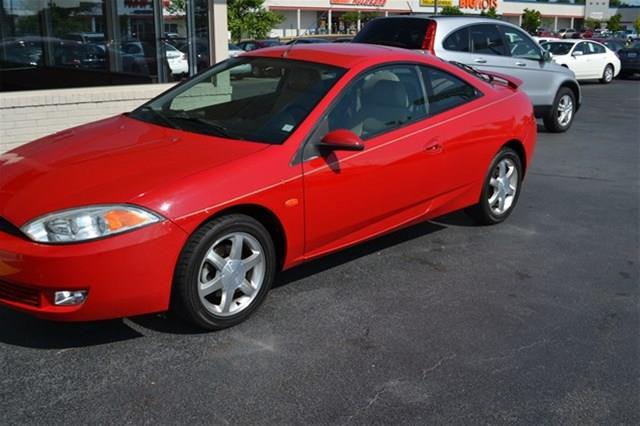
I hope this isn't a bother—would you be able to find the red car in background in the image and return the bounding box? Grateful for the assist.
[0,44,536,330]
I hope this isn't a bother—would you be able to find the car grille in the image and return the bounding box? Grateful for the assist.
[0,280,41,307]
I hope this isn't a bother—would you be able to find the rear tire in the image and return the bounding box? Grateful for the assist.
[172,214,276,330]
[600,64,614,84]
[466,147,523,225]
[543,87,576,133]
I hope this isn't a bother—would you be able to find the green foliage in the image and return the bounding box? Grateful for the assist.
[584,18,601,30]
[341,12,359,26]
[607,13,622,32]
[440,6,463,16]
[521,8,542,34]
[484,7,499,18]
[228,0,284,42]
[167,0,186,14]
[635,16,640,34]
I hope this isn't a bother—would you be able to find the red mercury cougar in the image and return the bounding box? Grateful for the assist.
[0,44,536,330]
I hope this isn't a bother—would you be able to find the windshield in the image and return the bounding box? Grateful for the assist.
[542,42,574,55]
[129,57,346,144]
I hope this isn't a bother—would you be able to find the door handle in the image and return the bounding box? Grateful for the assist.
[515,61,527,67]
[474,58,487,64]
[425,138,443,154]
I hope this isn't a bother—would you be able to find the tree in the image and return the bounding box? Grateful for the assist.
[635,15,640,34]
[584,17,601,30]
[481,7,499,19]
[607,13,622,32]
[167,0,186,14]
[228,0,283,42]
[521,9,542,34]
[440,6,463,16]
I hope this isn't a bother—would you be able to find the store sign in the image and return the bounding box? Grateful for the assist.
[459,0,498,10]
[419,0,454,6]
[330,0,387,6]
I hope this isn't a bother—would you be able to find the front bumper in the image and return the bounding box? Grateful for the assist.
[0,221,187,321]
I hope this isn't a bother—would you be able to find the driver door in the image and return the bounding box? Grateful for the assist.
[300,64,450,257]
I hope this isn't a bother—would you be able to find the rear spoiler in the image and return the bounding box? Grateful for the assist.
[481,71,523,90]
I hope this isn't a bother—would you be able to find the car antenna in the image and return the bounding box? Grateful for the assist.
[282,40,295,58]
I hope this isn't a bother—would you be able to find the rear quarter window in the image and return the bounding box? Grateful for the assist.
[443,28,470,52]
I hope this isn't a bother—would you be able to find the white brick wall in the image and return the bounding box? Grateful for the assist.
[0,84,175,153]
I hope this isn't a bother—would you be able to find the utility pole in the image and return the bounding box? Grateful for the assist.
[434,0,438,15]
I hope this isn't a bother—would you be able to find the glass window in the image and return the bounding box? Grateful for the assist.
[589,42,605,54]
[500,26,542,61]
[420,67,480,116]
[0,0,210,92]
[574,42,589,55]
[542,42,574,56]
[310,65,428,143]
[443,28,470,53]
[353,18,432,49]
[470,25,507,56]
[130,57,346,145]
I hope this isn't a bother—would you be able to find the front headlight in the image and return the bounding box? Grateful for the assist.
[21,205,163,243]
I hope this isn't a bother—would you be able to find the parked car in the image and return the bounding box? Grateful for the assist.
[237,39,281,51]
[590,38,627,54]
[120,40,188,77]
[353,16,582,132]
[228,43,252,77]
[0,44,536,330]
[541,40,620,83]
[614,30,639,42]
[558,28,577,39]
[618,40,640,78]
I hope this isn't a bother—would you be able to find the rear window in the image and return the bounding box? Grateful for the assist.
[354,18,431,49]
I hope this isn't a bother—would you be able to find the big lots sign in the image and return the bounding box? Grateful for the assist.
[329,0,387,6]
[459,0,498,10]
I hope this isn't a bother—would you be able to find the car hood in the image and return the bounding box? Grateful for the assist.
[0,114,270,226]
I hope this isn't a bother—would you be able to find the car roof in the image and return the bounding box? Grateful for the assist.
[244,43,429,69]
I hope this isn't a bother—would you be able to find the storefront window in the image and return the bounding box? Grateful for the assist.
[0,0,212,92]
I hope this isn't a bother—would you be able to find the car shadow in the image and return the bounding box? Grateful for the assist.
[0,217,451,346]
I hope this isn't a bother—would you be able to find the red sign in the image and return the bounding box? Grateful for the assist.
[330,0,387,6]
[459,0,498,9]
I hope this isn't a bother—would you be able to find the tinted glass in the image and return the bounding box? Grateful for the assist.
[130,57,346,144]
[470,25,507,56]
[590,43,605,54]
[353,18,431,49]
[420,67,480,116]
[443,28,470,52]
[542,42,574,55]
[311,65,428,143]
[574,42,589,54]
[500,26,542,60]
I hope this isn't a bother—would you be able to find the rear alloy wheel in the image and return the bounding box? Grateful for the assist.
[600,64,614,84]
[466,147,523,225]
[172,214,276,330]
[543,87,575,133]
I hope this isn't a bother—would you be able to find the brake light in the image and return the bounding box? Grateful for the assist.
[421,21,437,54]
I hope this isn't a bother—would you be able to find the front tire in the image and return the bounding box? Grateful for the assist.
[466,147,523,225]
[543,87,576,133]
[600,64,614,84]
[172,214,276,330]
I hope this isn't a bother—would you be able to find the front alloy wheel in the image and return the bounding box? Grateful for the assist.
[173,214,276,330]
[543,87,575,133]
[600,64,614,84]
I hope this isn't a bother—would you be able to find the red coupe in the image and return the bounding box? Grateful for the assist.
[0,44,536,329]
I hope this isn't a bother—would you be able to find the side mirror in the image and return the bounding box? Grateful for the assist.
[316,129,364,152]
[542,50,553,62]
[572,50,583,57]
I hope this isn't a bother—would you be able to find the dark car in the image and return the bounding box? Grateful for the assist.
[590,38,627,54]
[333,37,353,43]
[618,41,640,78]
[237,39,281,51]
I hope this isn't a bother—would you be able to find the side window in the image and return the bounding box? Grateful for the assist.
[590,43,605,54]
[443,28,470,52]
[420,66,480,116]
[470,24,507,56]
[574,42,588,55]
[500,26,542,60]
[311,65,428,144]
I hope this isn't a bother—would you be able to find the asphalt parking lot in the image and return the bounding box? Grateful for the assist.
[1,80,639,425]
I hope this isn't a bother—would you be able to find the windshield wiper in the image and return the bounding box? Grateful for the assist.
[137,106,183,130]
[165,114,233,139]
